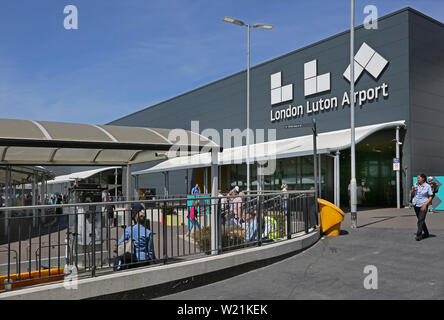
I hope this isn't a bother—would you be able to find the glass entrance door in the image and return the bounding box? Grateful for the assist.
[340,141,398,208]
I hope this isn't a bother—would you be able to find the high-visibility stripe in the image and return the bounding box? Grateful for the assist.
[265,217,278,241]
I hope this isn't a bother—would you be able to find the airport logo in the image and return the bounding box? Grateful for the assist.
[270,72,293,105]
[269,42,390,122]
[343,42,388,83]
[304,59,331,97]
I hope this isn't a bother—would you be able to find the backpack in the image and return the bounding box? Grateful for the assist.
[431,181,439,194]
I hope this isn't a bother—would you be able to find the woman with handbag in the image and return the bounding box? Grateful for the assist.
[113,203,154,271]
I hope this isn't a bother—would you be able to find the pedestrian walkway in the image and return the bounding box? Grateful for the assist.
[158,208,444,300]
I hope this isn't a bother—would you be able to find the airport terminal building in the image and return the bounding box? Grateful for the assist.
[110,7,444,209]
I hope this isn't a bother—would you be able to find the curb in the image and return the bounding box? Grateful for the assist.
[0,229,320,300]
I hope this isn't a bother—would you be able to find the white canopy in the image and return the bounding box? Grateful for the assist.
[0,166,54,186]
[0,118,219,166]
[46,167,121,185]
[134,120,406,175]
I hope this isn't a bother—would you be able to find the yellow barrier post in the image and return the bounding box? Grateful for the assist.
[317,199,345,236]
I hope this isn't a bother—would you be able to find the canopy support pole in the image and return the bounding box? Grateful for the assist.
[125,165,132,227]
[257,162,264,246]
[21,179,25,207]
[40,180,44,205]
[318,154,322,199]
[396,126,401,209]
[258,163,264,192]
[163,172,169,198]
[334,150,341,208]
[134,175,139,200]
[126,165,131,201]
[185,169,189,195]
[114,168,118,201]
[32,171,37,227]
[313,120,318,201]
[12,183,16,206]
[4,166,11,235]
[204,167,208,194]
[45,180,48,204]
[210,148,219,255]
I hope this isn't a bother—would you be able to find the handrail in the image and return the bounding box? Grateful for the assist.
[0,191,318,292]
[0,190,315,213]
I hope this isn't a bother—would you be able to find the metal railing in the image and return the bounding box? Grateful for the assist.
[0,190,318,291]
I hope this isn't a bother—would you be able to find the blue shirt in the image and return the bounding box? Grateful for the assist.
[118,224,153,261]
[191,187,199,194]
[412,182,433,207]
[245,219,258,242]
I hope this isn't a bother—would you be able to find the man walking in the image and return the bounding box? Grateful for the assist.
[411,174,433,241]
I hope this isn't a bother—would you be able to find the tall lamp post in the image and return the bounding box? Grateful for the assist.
[222,16,273,193]
[349,0,358,228]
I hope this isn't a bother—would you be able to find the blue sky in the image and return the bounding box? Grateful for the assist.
[0,0,443,124]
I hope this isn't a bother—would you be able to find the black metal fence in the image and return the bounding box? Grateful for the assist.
[0,191,317,291]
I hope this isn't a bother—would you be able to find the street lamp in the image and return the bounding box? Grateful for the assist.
[222,16,274,193]
[349,0,358,228]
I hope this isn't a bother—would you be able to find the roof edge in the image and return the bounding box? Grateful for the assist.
[109,7,435,124]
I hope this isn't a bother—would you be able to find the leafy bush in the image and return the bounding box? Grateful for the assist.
[161,204,176,215]
[192,226,247,254]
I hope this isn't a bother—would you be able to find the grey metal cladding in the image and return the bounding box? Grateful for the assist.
[110,8,444,197]
[409,10,444,176]
[110,9,411,142]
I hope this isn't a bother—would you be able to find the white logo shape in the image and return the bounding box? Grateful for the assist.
[304,60,331,97]
[344,42,388,83]
[271,72,293,105]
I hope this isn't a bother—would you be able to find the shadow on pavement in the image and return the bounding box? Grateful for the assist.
[357,216,397,228]
[0,216,68,245]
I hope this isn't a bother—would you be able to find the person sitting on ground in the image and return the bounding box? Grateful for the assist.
[114,203,154,271]
[244,210,258,243]
[224,212,242,227]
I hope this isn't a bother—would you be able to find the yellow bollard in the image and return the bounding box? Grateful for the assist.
[317,199,345,236]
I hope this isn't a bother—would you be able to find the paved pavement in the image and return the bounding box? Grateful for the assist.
[158,208,444,300]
